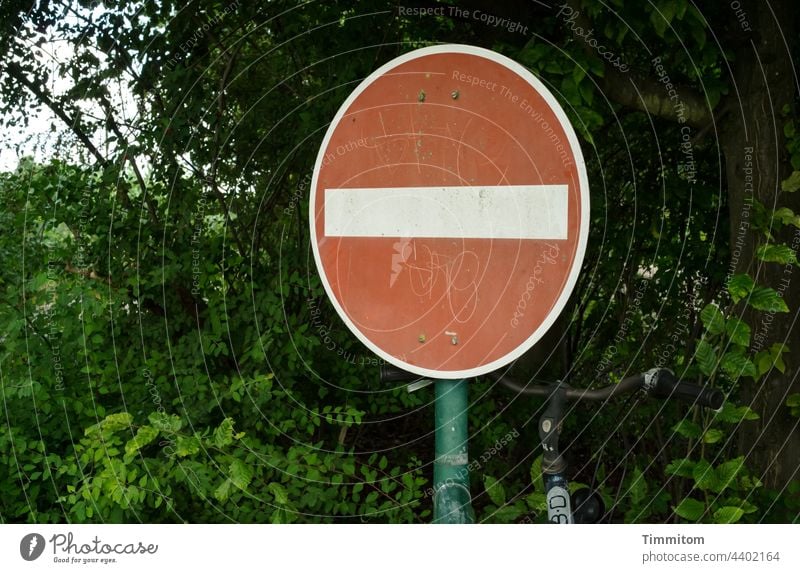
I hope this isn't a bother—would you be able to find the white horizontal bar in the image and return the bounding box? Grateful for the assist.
[324,185,568,239]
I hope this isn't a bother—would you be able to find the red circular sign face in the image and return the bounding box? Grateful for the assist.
[310,44,589,378]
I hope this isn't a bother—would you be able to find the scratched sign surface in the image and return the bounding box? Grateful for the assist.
[310,44,589,378]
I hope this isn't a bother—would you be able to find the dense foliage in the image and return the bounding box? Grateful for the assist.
[1,0,799,523]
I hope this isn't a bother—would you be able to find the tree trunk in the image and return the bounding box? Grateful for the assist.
[721,0,800,491]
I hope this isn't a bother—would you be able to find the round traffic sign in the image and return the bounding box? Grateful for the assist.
[310,44,589,379]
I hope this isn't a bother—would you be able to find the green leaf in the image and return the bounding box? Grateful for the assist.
[665,458,696,478]
[673,497,705,521]
[700,304,725,335]
[213,418,235,448]
[560,76,581,107]
[484,475,506,506]
[493,504,525,523]
[691,23,706,49]
[214,479,231,502]
[714,402,759,423]
[786,120,796,138]
[756,343,788,375]
[694,339,717,375]
[727,274,754,303]
[775,355,787,374]
[520,43,548,67]
[579,82,594,106]
[588,56,605,77]
[530,455,544,492]
[97,412,134,433]
[672,419,702,439]
[494,504,525,523]
[692,459,718,491]
[650,6,669,37]
[720,351,758,380]
[773,207,800,227]
[702,429,724,444]
[627,467,648,505]
[175,435,201,457]
[725,317,751,346]
[725,497,759,514]
[660,0,676,23]
[572,64,586,85]
[770,343,788,373]
[714,457,744,493]
[544,60,563,75]
[756,351,774,375]
[756,244,798,265]
[748,286,789,313]
[148,412,183,433]
[268,482,289,505]
[525,492,547,511]
[229,459,253,491]
[124,426,158,456]
[787,394,800,417]
[713,506,745,523]
[781,170,800,192]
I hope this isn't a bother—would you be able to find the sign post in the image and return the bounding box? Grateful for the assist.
[310,44,589,522]
[433,379,472,523]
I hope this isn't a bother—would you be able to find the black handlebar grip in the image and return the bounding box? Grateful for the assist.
[379,365,421,383]
[649,369,724,410]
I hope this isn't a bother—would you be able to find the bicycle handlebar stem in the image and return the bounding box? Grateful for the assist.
[538,382,573,524]
[539,382,568,475]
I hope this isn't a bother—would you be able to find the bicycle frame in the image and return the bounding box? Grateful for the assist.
[385,366,722,524]
[544,472,573,524]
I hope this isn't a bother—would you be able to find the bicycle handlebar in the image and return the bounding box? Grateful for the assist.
[486,370,645,400]
[379,365,424,383]
[492,368,723,409]
[379,365,724,410]
[646,369,724,409]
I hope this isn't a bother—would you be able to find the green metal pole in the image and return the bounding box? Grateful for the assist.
[433,379,474,523]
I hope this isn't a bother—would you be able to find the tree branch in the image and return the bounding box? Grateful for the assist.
[599,67,712,128]
[97,92,161,226]
[6,62,109,166]
[5,62,141,211]
[561,0,713,128]
[208,42,248,260]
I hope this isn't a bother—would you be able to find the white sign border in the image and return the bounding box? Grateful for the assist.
[309,43,590,379]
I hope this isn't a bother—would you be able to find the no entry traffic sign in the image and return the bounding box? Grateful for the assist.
[310,44,589,379]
